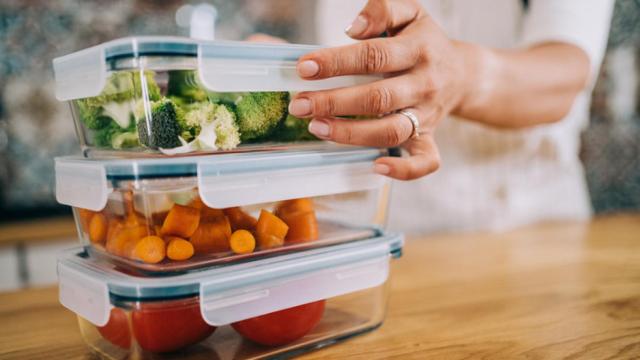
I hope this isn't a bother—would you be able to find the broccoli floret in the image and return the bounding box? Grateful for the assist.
[167,70,207,103]
[111,132,139,149]
[226,92,289,141]
[184,102,240,150]
[93,118,138,148]
[137,99,182,149]
[76,100,112,130]
[82,71,160,108]
[93,121,121,148]
[78,71,161,135]
[272,114,317,142]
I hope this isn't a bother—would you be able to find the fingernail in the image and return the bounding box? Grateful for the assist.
[297,60,319,77]
[289,98,312,116]
[345,15,368,37]
[374,163,391,175]
[308,119,331,138]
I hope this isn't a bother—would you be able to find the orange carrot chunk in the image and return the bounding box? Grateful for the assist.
[190,216,232,254]
[89,213,108,244]
[282,211,319,243]
[190,197,225,221]
[224,207,258,231]
[161,204,201,238]
[230,230,256,254]
[255,210,289,249]
[275,198,319,243]
[107,225,150,257]
[133,236,166,264]
[274,198,315,218]
[167,238,195,261]
[78,208,98,231]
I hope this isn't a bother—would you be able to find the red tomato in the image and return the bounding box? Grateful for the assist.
[97,308,131,349]
[232,300,325,346]
[132,298,216,353]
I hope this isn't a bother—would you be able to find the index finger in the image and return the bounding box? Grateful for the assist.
[298,36,421,79]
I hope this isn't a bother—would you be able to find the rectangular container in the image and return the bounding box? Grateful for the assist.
[53,36,379,157]
[58,233,402,359]
[55,147,392,274]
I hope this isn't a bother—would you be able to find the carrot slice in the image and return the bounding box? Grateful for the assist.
[190,197,225,221]
[230,230,256,254]
[78,208,98,232]
[89,213,108,244]
[161,204,201,238]
[133,236,166,264]
[107,225,150,257]
[224,207,258,231]
[255,210,288,249]
[275,198,318,243]
[166,237,195,261]
[274,198,315,218]
[190,216,232,254]
[281,211,319,243]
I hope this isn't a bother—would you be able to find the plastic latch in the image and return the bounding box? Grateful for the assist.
[199,256,389,326]
[58,261,111,326]
[53,44,107,101]
[197,161,386,208]
[197,43,380,92]
[55,159,110,211]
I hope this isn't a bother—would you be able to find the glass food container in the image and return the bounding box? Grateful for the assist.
[55,147,392,274]
[53,36,379,157]
[58,233,402,359]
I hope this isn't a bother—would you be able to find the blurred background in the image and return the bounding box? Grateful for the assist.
[0,0,638,290]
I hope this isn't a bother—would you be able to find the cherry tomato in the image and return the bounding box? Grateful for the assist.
[132,298,216,353]
[97,308,131,349]
[232,300,325,346]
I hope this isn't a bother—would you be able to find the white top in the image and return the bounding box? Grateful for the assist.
[316,0,614,233]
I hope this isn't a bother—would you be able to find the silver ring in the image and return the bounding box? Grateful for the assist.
[398,109,420,139]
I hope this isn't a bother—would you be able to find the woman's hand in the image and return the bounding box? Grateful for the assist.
[289,0,472,180]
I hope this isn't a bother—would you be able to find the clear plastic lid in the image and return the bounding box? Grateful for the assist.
[58,233,403,326]
[55,146,389,211]
[53,36,380,101]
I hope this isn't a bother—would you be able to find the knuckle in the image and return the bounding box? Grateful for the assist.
[366,86,394,114]
[312,93,336,116]
[361,42,390,73]
[336,124,354,144]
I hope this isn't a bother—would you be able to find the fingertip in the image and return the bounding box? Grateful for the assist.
[297,59,320,78]
[345,15,369,38]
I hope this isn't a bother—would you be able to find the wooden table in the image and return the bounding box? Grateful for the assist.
[1,214,639,359]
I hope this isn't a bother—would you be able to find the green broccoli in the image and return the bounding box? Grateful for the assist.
[272,114,317,142]
[184,102,240,150]
[93,121,121,148]
[92,117,139,149]
[167,70,207,103]
[111,132,139,149]
[76,100,112,130]
[214,92,289,141]
[82,71,160,107]
[77,71,161,138]
[137,98,182,149]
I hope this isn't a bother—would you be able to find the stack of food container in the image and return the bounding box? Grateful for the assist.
[53,36,403,359]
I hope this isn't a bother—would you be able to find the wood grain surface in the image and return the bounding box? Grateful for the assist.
[0,216,76,246]
[1,214,639,359]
